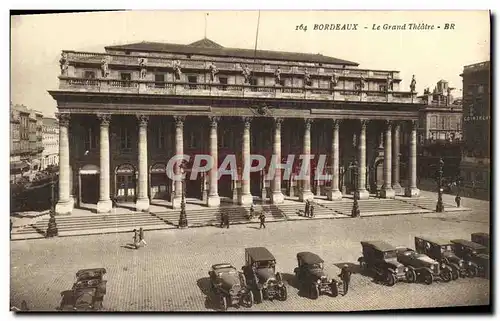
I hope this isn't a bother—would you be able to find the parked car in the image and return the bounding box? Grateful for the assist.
[358,241,409,286]
[241,247,287,303]
[450,239,490,278]
[396,247,452,284]
[294,252,338,299]
[471,232,490,251]
[208,263,254,311]
[59,268,107,311]
[415,236,468,280]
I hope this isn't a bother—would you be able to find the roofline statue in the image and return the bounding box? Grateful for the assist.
[208,62,219,82]
[100,57,110,79]
[172,60,182,81]
[138,58,147,80]
[410,75,417,93]
[274,67,281,85]
[59,52,69,76]
[241,64,252,84]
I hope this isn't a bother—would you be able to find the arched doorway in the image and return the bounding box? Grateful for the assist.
[150,163,169,200]
[115,164,136,203]
[79,164,99,205]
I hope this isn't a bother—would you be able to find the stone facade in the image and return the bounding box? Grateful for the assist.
[49,39,424,215]
[41,117,59,170]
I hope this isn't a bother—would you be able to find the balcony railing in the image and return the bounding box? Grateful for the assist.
[63,50,401,80]
[58,77,419,104]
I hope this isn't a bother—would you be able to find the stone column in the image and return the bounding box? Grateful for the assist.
[299,118,314,201]
[207,116,220,207]
[357,120,370,200]
[172,116,185,209]
[392,122,402,194]
[96,114,112,213]
[239,117,253,205]
[135,115,150,211]
[405,120,420,197]
[328,119,342,200]
[381,121,396,198]
[55,113,74,215]
[271,117,284,204]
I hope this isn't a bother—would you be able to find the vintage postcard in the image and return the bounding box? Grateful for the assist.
[9,10,490,312]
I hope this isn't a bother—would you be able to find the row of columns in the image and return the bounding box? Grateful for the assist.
[54,113,420,215]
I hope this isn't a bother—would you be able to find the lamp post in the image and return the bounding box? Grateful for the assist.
[46,172,58,237]
[350,159,360,218]
[178,162,188,228]
[436,158,445,212]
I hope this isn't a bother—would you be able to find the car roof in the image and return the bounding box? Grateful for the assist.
[297,252,324,264]
[361,241,397,252]
[415,236,453,246]
[450,239,487,250]
[471,232,489,238]
[211,263,235,270]
[245,247,276,262]
[75,268,106,278]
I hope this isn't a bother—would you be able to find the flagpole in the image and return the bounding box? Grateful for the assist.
[204,13,208,39]
[253,10,261,62]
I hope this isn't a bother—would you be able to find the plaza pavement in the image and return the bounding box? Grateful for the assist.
[10,191,489,312]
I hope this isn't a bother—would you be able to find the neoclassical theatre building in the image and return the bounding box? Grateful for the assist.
[49,38,423,215]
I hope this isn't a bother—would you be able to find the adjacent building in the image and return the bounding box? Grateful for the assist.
[49,38,425,215]
[41,117,60,170]
[460,61,490,193]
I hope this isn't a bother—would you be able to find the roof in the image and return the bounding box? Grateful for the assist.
[361,241,397,252]
[105,38,359,66]
[415,236,453,246]
[297,252,324,264]
[471,232,489,238]
[211,263,235,270]
[42,117,58,126]
[76,268,106,280]
[245,247,276,262]
[450,239,487,250]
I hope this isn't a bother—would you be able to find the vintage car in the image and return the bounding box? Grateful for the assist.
[450,239,490,278]
[241,247,287,302]
[294,252,338,299]
[208,263,253,311]
[415,236,468,280]
[59,268,107,311]
[471,232,490,251]
[358,241,409,286]
[396,247,452,284]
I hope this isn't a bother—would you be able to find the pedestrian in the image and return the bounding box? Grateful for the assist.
[224,212,230,229]
[304,200,310,217]
[250,204,255,219]
[455,194,461,207]
[338,264,351,296]
[258,211,266,229]
[310,202,315,218]
[132,229,140,249]
[220,212,224,228]
[139,227,147,247]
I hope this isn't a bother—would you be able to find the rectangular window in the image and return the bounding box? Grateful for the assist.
[83,127,97,151]
[189,131,198,149]
[379,84,387,92]
[157,127,165,149]
[155,74,165,88]
[250,78,258,92]
[120,127,131,150]
[188,75,198,89]
[219,77,228,91]
[84,71,96,79]
[121,73,132,81]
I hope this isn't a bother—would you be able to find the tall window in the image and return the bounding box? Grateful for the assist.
[189,131,198,149]
[120,127,131,150]
[121,73,132,87]
[157,127,165,149]
[155,74,165,88]
[188,75,198,89]
[430,116,437,129]
[219,77,228,91]
[83,127,97,151]
[441,118,446,130]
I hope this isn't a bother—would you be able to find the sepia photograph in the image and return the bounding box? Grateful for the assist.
[9,9,490,312]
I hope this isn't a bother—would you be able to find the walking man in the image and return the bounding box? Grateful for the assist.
[224,212,230,229]
[304,200,310,217]
[220,212,224,228]
[132,229,140,249]
[310,202,315,218]
[338,264,352,296]
[259,211,266,229]
[139,227,147,247]
[455,194,461,207]
[250,204,255,219]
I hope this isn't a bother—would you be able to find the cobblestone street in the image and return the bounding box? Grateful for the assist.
[10,193,489,312]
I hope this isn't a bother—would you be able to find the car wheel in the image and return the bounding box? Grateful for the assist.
[219,295,228,311]
[330,281,338,297]
[278,286,287,301]
[450,267,459,280]
[423,272,433,285]
[405,268,416,283]
[467,266,478,278]
[254,289,264,304]
[440,269,452,283]
[241,291,254,308]
[310,284,320,300]
[385,273,396,287]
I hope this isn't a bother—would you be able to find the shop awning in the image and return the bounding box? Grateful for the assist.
[79,164,100,175]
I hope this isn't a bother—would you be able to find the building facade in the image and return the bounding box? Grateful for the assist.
[416,80,463,179]
[49,38,424,215]
[10,103,44,181]
[460,61,490,192]
[41,117,60,170]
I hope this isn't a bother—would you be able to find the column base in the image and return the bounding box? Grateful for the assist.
[357,189,370,200]
[239,193,253,205]
[55,198,74,215]
[135,197,150,212]
[380,188,396,199]
[327,190,343,201]
[299,191,314,202]
[172,196,182,209]
[207,194,221,207]
[405,187,420,198]
[392,183,403,195]
[96,199,112,213]
[271,191,284,204]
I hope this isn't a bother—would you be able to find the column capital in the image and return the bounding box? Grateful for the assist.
[241,116,252,129]
[208,116,220,128]
[410,119,418,130]
[332,119,342,129]
[360,119,369,130]
[304,118,313,130]
[55,113,70,127]
[273,117,283,128]
[174,116,185,128]
[136,114,149,127]
[97,113,111,126]
[393,121,401,131]
[384,120,393,130]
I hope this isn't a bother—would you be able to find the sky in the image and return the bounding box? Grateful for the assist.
[10,10,490,117]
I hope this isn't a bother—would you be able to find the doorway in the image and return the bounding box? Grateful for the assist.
[115,164,136,203]
[150,163,169,200]
[185,170,203,200]
[81,174,99,204]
